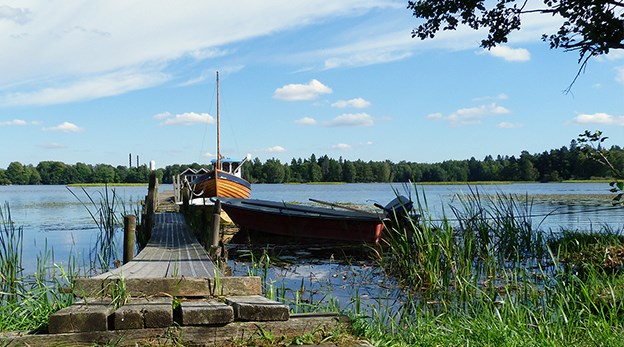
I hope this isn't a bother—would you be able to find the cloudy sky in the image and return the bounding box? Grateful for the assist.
[1,1,623,168]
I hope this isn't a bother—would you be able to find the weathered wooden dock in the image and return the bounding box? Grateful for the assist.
[1,177,354,346]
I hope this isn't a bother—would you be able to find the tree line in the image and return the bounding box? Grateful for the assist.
[1,140,622,186]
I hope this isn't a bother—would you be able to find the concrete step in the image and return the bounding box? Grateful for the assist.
[113,297,173,330]
[48,299,114,334]
[176,299,234,326]
[226,295,289,321]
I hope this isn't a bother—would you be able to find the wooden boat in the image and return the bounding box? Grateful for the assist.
[192,72,252,199]
[214,196,413,243]
[192,156,251,199]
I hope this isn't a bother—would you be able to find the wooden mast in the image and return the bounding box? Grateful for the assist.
[216,71,221,170]
[215,71,221,196]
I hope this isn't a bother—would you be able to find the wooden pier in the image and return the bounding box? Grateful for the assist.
[1,176,355,346]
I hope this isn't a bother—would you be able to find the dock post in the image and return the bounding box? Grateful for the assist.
[144,172,157,238]
[210,200,221,259]
[123,215,136,264]
[182,187,190,213]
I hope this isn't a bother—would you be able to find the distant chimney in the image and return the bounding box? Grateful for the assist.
[129,153,132,168]
[137,155,139,167]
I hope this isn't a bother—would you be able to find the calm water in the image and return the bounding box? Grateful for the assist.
[1,182,623,276]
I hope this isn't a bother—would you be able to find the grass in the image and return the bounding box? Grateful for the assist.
[0,203,75,332]
[236,184,624,346]
[359,185,624,346]
[0,186,140,333]
[3,182,623,345]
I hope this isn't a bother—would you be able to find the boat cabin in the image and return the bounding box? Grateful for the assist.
[211,157,246,178]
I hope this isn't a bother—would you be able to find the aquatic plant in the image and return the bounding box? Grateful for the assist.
[358,185,624,345]
[0,203,74,332]
[67,185,141,273]
[0,202,24,304]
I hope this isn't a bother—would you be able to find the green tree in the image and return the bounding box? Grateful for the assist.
[342,161,357,183]
[308,155,322,182]
[27,165,41,184]
[262,158,285,183]
[518,151,539,181]
[6,161,29,185]
[93,164,116,183]
[37,161,69,185]
[326,158,343,182]
[408,0,624,88]
[0,169,10,185]
[73,162,93,183]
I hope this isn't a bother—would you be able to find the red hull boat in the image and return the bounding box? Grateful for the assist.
[215,198,412,243]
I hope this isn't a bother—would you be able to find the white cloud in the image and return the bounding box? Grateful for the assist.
[273,80,332,101]
[332,143,352,150]
[484,46,531,62]
[498,122,523,129]
[296,117,317,125]
[602,49,624,61]
[265,145,287,153]
[0,5,31,24]
[0,70,169,106]
[0,119,27,126]
[325,113,374,127]
[44,121,83,132]
[152,112,172,120]
[572,113,624,126]
[331,97,371,108]
[427,103,511,126]
[0,2,391,104]
[324,51,412,69]
[160,112,215,126]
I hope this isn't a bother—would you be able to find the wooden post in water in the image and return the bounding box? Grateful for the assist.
[182,187,190,213]
[210,200,221,259]
[123,215,136,264]
[144,172,157,241]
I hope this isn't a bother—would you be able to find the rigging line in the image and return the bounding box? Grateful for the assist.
[198,77,218,164]
[217,74,242,157]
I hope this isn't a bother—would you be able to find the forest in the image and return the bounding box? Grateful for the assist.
[1,140,622,186]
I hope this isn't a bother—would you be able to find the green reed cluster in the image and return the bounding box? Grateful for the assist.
[0,203,75,332]
[360,185,624,346]
[67,185,141,272]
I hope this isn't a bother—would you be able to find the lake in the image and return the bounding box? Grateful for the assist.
[1,182,623,276]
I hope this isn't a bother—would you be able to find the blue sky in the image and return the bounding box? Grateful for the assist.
[1,1,623,168]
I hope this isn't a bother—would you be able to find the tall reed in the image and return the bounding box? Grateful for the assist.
[364,184,624,345]
[67,185,134,272]
[0,204,75,332]
[0,202,24,304]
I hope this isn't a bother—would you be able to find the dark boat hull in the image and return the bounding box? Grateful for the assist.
[193,170,251,199]
[217,198,385,243]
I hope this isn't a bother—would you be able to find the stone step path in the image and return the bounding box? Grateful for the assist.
[49,295,289,334]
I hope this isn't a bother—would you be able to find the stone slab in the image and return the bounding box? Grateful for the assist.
[226,295,289,321]
[48,299,114,334]
[178,299,234,326]
[113,297,173,330]
[4,314,352,346]
[143,297,173,328]
[74,276,262,298]
[219,276,262,296]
